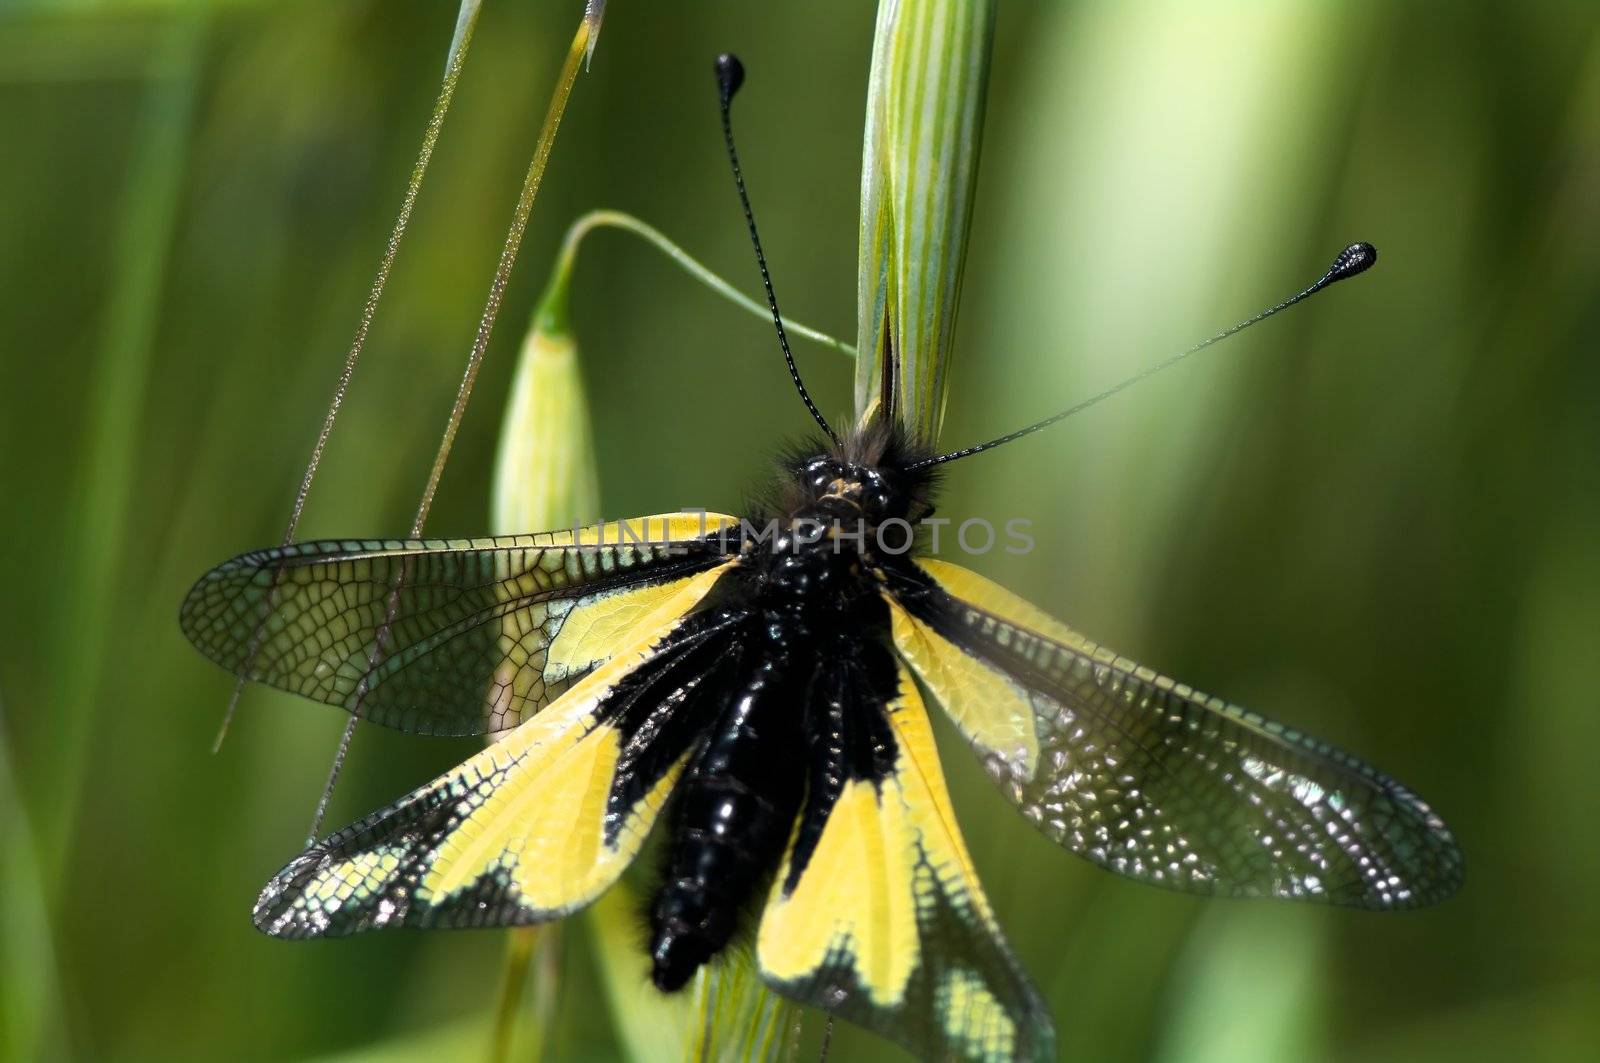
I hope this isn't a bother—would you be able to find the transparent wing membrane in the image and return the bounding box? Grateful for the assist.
[888,559,1463,909]
[179,515,737,735]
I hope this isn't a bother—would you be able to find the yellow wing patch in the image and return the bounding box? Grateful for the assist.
[888,594,1039,779]
[911,558,1080,646]
[489,559,732,732]
[419,668,680,911]
[892,556,1114,783]
[301,849,404,910]
[938,968,1019,1061]
[757,779,919,1005]
[756,662,1051,1063]
[544,562,729,676]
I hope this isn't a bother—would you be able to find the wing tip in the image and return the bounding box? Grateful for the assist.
[251,846,338,940]
[177,551,272,672]
[1381,785,1466,910]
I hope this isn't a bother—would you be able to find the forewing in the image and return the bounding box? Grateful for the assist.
[886,558,1463,909]
[180,514,740,735]
[253,570,739,938]
[757,650,1052,1063]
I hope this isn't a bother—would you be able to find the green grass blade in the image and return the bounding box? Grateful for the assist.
[854,0,995,445]
[307,1,599,843]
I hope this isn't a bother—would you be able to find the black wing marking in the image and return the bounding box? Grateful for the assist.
[886,558,1463,909]
[180,516,739,736]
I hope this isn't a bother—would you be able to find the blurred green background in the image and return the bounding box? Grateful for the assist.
[3,1,1597,1060]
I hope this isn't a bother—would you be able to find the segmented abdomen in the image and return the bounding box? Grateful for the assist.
[649,652,806,991]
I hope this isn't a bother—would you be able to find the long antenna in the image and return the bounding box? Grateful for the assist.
[715,53,840,446]
[908,242,1379,470]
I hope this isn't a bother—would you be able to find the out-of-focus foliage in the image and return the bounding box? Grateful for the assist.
[1,2,1596,1061]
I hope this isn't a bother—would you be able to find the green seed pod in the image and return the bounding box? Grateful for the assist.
[491,264,602,538]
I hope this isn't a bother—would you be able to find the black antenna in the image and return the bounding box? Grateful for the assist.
[715,53,840,446]
[908,242,1379,471]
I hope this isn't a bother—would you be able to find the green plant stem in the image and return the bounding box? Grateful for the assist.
[554,210,856,359]
[212,0,484,753]
[490,927,537,1063]
[309,6,597,842]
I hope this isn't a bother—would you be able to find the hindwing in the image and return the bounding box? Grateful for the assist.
[253,565,739,938]
[756,644,1053,1063]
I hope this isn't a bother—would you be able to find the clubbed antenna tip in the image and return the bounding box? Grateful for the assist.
[715,53,745,104]
[1326,241,1378,285]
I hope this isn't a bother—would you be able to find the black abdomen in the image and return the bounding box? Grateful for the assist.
[649,649,806,991]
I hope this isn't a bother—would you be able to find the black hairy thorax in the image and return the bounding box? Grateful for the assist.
[644,426,937,991]
[740,424,941,614]
[760,422,939,536]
